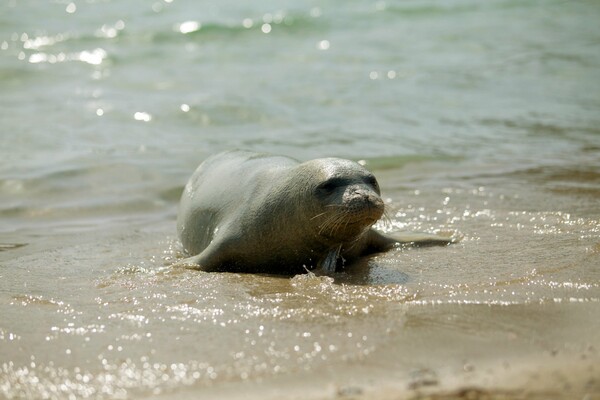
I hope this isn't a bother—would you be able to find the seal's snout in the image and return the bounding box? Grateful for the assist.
[313,177,385,240]
[344,187,385,224]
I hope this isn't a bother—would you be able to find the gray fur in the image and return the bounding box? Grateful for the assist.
[175,150,453,274]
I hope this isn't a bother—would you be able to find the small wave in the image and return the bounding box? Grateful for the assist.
[10,294,61,307]
[158,186,185,202]
[0,243,27,251]
[506,166,600,198]
[0,162,176,226]
[151,13,323,43]
[385,3,480,17]
[480,118,583,138]
[358,154,463,171]
[384,1,543,17]
[510,165,600,182]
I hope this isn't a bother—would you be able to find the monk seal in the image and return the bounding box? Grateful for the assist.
[176,150,453,275]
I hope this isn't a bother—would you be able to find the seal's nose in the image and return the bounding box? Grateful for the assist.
[344,186,385,222]
[348,187,382,203]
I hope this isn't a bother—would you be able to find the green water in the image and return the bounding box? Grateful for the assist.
[1,0,599,398]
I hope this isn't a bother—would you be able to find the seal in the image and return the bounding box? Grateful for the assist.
[176,150,453,274]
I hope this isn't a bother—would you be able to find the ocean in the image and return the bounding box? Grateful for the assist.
[1,0,599,398]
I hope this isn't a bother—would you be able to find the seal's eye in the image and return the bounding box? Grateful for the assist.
[365,175,379,191]
[317,178,345,194]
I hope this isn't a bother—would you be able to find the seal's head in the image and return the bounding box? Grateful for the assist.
[299,158,385,242]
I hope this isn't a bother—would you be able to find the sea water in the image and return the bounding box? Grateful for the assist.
[1,0,599,398]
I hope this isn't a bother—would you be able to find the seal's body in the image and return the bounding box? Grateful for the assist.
[176,150,450,274]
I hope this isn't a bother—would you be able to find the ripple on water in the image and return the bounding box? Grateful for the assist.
[1,263,415,399]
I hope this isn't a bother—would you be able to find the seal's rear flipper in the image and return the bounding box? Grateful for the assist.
[387,231,461,246]
[365,229,461,253]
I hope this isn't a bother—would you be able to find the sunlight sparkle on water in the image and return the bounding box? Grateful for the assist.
[176,21,200,34]
[317,40,330,50]
[28,48,108,65]
[78,48,107,65]
[23,34,66,50]
[261,24,272,34]
[134,112,152,122]
[96,20,125,38]
[242,18,253,29]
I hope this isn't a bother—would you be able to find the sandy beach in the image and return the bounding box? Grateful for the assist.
[1,0,599,398]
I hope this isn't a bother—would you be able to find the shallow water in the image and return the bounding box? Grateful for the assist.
[1,0,600,399]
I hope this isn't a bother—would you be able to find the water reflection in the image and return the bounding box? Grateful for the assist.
[27,48,107,65]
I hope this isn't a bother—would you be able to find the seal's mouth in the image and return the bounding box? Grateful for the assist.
[345,208,382,224]
[314,203,383,240]
[345,199,385,224]
[312,182,385,239]
[347,213,382,229]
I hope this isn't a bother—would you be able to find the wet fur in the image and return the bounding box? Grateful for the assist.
[175,150,453,275]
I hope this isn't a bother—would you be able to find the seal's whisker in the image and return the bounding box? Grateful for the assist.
[315,211,345,230]
[311,211,329,220]
[346,229,370,249]
[319,211,349,236]
[318,220,330,235]
[315,204,354,236]
[331,217,345,234]
[326,215,345,234]
[381,209,393,228]
[318,213,339,235]
[333,212,351,235]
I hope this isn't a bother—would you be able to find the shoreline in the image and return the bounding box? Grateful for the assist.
[147,352,599,400]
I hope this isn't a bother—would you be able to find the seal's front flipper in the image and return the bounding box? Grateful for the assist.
[314,245,343,275]
[171,254,206,270]
[171,244,223,272]
[171,237,237,272]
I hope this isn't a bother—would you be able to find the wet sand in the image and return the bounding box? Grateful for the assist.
[1,160,599,399]
[3,0,600,397]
